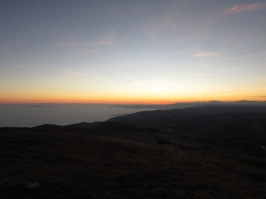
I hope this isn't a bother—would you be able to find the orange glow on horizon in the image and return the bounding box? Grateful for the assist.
[1,94,265,104]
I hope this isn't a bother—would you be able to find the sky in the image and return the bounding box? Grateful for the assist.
[0,0,266,104]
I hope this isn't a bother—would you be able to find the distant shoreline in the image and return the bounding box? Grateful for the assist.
[28,105,58,108]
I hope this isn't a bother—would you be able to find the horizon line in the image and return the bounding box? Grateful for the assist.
[1,100,266,105]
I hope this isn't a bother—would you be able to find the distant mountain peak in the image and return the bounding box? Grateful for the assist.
[208,100,221,103]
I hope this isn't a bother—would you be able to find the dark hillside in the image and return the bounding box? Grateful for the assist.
[1,129,266,199]
[106,112,266,136]
[188,119,266,157]
[107,105,266,123]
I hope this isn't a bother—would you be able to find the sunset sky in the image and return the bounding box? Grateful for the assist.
[1,0,266,104]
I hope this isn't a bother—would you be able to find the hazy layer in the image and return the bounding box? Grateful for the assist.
[0,104,172,127]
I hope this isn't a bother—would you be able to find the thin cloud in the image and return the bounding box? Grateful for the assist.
[122,75,141,87]
[194,52,218,58]
[61,68,114,83]
[85,39,114,46]
[55,39,114,48]
[224,2,266,14]
[62,69,88,76]
[54,31,115,48]
[4,64,24,71]
[75,49,98,56]
[54,30,115,47]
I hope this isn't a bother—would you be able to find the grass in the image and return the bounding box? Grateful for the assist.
[0,129,266,199]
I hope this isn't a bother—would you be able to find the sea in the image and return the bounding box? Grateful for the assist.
[0,104,175,127]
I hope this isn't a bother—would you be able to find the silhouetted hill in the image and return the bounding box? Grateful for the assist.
[32,124,62,130]
[187,119,266,157]
[190,119,266,140]
[105,106,266,136]
[65,121,101,129]
[98,122,144,132]
[108,105,266,122]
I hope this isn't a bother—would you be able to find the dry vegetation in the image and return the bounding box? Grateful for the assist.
[1,129,266,199]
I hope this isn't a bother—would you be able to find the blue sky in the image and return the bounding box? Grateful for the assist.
[1,0,266,103]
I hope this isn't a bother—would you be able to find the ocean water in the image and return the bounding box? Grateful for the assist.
[0,104,171,127]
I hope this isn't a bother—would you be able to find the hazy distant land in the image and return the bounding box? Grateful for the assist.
[28,105,58,108]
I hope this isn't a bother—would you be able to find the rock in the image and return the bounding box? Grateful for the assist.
[25,182,40,189]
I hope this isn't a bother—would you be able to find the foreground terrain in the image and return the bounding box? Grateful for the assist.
[1,128,266,199]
